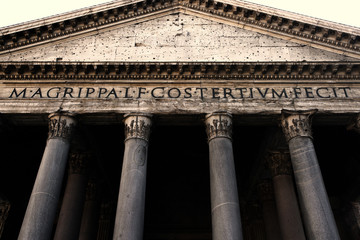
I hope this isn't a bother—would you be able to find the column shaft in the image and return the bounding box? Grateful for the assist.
[206,112,243,240]
[267,150,306,240]
[18,113,76,240]
[79,180,100,240]
[113,113,151,240]
[54,152,89,240]
[257,180,282,240]
[281,110,340,240]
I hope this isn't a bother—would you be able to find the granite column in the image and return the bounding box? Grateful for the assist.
[281,110,340,240]
[18,113,76,240]
[54,152,89,240]
[267,150,306,240]
[205,112,243,240]
[257,180,282,240]
[113,113,152,240]
[347,115,360,238]
[79,179,100,240]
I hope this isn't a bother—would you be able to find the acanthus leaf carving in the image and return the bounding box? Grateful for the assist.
[266,150,292,176]
[48,114,76,140]
[281,110,317,142]
[124,114,152,142]
[205,112,232,141]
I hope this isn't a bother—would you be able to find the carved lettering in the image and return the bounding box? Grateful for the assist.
[6,86,352,100]
[257,88,269,98]
[9,88,27,98]
[31,88,43,98]
[47,87,61,98]
[272,88,288,98]
[184,87,192,98]
[168,88,181,98]
[223,88,234,99]
[151,87,164,98]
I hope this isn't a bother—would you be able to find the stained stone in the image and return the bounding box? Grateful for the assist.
[206,112,243,240]
[18,113,76,240]
[113,113,152,240]
[281,110,340,240]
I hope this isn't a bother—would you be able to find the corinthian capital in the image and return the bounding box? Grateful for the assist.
[85,179,98,201]
[68,152,90,174]
[257,179,274,201]
[347,113,360,134]
[205,112,232,141]
[48,113,76,140]
[266,150,292,177]
[124,113,152,142]
[281,110,317,142]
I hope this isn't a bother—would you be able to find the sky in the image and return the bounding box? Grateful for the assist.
[1,0,360,28]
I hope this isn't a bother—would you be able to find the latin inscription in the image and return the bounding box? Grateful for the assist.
[8,86,351,100]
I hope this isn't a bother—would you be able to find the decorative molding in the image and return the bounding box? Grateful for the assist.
[124,113,152,142]
[266,150,292,176]
[205,112,232,141]
[0,0,359,54]
[1,62,360,80]
[281,109,317,142]
[48,113,76,140]
[68,152,89,174]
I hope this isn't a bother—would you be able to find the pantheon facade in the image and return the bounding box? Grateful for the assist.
[1,0,360,239]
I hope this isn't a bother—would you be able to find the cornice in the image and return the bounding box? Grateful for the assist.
[0,0,359,56]
[0,61,360,81]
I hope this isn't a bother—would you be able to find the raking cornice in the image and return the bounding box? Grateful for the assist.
[0,0,360,57]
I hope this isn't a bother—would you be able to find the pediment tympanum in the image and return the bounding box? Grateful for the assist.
[0,13,357,62]
[1,0,360,61]
[0,0,360,116]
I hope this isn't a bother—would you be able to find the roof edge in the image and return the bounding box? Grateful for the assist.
[1,0,360,35]
[0,0,360,56]
[0,0,143,35]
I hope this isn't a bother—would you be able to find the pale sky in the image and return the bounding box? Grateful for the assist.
[1,0,360,28]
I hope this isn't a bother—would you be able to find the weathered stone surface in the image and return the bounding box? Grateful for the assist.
[257,180,282,240]
[53,152,89,240]
[113,114,152,240]
[206,113,243,240]
[0,14,356,62]
[288,137,340,240]
[281,111,340,240]
[0,84,358,115]
[267,150,306,240]
[18,113,76,240]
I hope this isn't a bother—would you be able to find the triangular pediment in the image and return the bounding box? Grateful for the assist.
[0,12,359,62]
[1,0,360,61]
